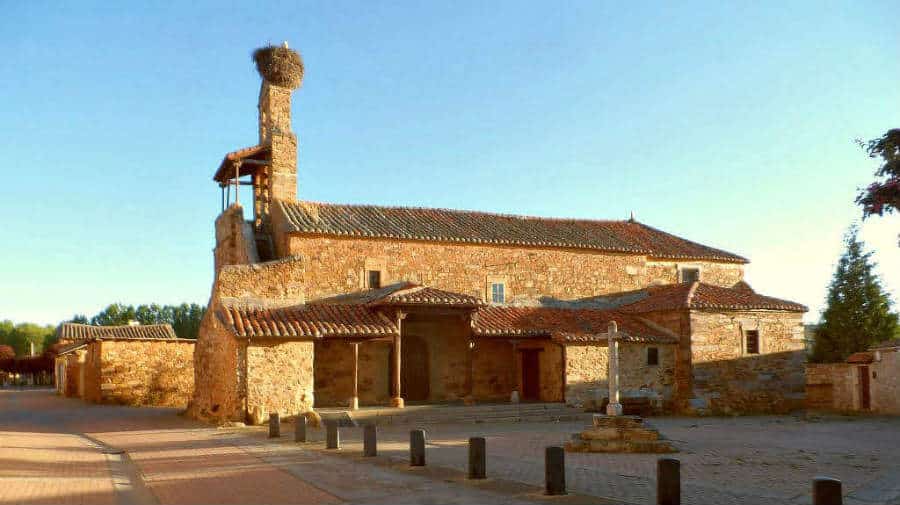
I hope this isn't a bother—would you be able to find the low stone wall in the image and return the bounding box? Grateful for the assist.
[94,339,195,408]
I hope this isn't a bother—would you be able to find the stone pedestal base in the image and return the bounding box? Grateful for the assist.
[606,402,623,416]
[566,415,676,453]
[349,396,359,410]
[390,397,405,408]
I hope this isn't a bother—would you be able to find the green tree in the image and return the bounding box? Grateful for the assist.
[3,323,56,356]
[812,226,899,362]
[856,129,900,220]
[85,302,205,339]
[68,314,88,324]
[90,303,136,326]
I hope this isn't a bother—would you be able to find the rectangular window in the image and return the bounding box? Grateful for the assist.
[745,330,760,355]
[491,282,505,304]
[681,268,700,284]
[367,270,381,289]
[647,347,659,366]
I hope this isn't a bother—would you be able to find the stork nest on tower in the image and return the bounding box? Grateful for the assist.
[252,44,304,89]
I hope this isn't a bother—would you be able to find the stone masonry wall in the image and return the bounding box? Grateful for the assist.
[214,204,258,271]
[216,257,305,301]
[190,308,243,422]
[564,343,676,408]
[517,340,565,402]
[472,339,515,401]
[690,310,806,414]
[82,346,100,403]
[871,349,900,414]
[636,310,692,409]
[93,339,195,408]
[805,363,857,412]
[278,234,744,304]
[246,339,314,422]
[314,340,391,407]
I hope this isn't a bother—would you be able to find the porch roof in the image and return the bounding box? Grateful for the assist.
[471,306,679,344]
[220,301,398,339]
[616,282,807,313]
[310,282,482,309]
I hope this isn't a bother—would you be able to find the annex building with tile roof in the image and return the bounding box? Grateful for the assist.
[189,47,808,423]
[54,323,194,407]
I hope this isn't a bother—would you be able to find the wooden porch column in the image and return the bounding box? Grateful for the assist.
[349,342,359,410]
[391,311,405,408]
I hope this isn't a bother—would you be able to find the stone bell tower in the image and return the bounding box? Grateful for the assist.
[253,42,304,230]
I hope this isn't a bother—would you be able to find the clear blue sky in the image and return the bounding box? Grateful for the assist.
[2,1,897,325]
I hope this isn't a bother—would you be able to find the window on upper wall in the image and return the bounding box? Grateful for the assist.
[647,347,659,366]
[367,270,381,289]
[491,282,505,304]
[680,267,700,284]
[745,330,760,355]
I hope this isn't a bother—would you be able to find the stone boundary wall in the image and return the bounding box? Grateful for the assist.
[870,348,899,414]
[805,363,857,412]
[94,339,195,408]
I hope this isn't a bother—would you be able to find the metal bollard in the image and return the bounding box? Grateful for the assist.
[468,437,486,479]
[326,422,340,449]
[545,446,566,495]
[363,424,377,457]
[268,413,280,438]
[294,415,307,443]
[410,429,426,466]
[657,457,680,505]
[812,477,842,505]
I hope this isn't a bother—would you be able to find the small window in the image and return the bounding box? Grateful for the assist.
[647,347,659,366]
[367,270,381,289]
[745,330,760,355]
[491,282,505,304]
[681,268,700,284]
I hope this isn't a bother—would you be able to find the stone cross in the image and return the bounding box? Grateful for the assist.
[606,321,623,416]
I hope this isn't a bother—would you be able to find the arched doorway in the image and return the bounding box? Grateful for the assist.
[400,335,430,402]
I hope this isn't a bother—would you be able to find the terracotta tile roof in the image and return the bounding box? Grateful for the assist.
[220,302,398,339]
[472,306,678,344]
[213,144,271,183]
[370,283,482,308]
[617,282,807,313]
[277,200,747,263]
[309,282,482,308]
[846,351,875,364]
[56,323,178,342]
[55,341,88,355]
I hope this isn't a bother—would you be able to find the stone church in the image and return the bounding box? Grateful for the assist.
[189,46,808,424]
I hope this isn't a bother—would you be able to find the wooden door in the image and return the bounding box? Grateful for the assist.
[859,366,871,410]
[401,335,430,402]
[521,349,541,401]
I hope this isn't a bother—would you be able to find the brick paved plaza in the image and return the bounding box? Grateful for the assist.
[1,389,898,505]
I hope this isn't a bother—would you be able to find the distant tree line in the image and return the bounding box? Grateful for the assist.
[69,303,206,340]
